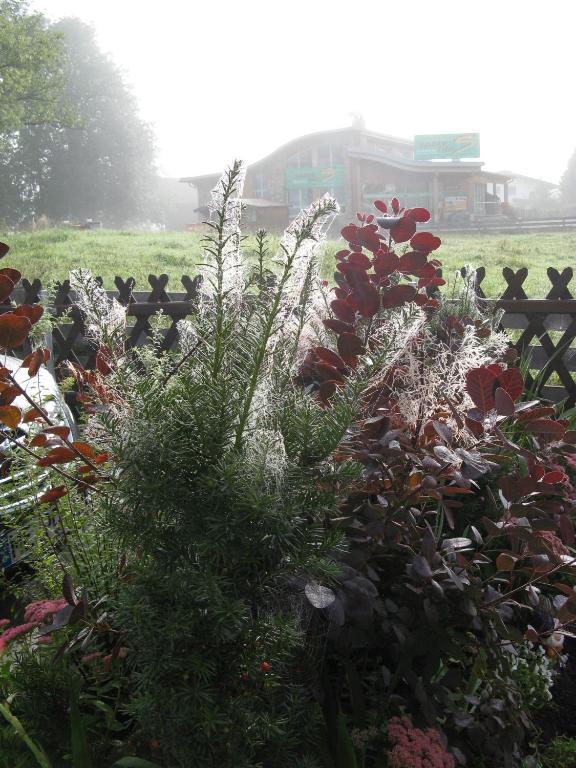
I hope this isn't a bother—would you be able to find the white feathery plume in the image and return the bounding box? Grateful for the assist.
[203,161,246,296]
[70,268,126,348]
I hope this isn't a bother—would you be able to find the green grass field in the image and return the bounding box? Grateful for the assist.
[2,227,575,298]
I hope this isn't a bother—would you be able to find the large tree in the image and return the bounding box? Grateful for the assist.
[2,17,157,227]
[560,147,576,207]
[32,19,157,226]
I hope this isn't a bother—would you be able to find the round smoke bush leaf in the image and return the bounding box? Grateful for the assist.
[305,582,336,609]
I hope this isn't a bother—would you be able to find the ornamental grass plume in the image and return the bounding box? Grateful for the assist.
[387,716,455,768]
[69,268,126,350]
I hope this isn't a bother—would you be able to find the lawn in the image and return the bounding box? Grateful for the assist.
[2,227,575,298]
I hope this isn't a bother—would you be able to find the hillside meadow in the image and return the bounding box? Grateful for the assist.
[1,227,575,297]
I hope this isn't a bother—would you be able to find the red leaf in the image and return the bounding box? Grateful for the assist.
[23,348,50,376]
[516,406,556,423]
[43,426,71,440]
[0,385,20,406]
[314,347,347,371]
[541,470,568,484]
[407,207,431,223]
[341,224,359,242]
[465,416,484,437]
[559,515,575,546]
[335,249,350,261]
[14,304,44,325]
[391,198,400,214]
[95,349,112,376]
[381,284,417,308]
[0,267,20,283]
[465,367,497,412]
[374,200,388,213]
[318,380,336,404]
[348,252,372,270]
[410,232,442,252]
[373,250,399,277]
[30,434,48,447]
[365,214,374,224]
[0,405,21,429]
[397,251,427,274]
[496,367,523,402]
[418,276,445,288]
[93,452,110,465]
[23,407,44,423]
[354,284,380,317]
[72,441,96,459]
[37,447,77,466]
[390,217,417,244]
[39,486,68,504]
[316,362,343,382]
[525,419,566,439]
[0,313,31,350]
[496,553,518,571]
[495,387,515,416]
[0,242,9,258]
[323,318,355,334]
[337,333,366,358]
[0,275,15,303]
[330,299,356,323]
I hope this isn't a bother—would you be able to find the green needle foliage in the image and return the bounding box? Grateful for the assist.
[82,163,361,767]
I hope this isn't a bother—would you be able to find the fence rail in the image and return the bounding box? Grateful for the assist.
[2,268,576,407]
[436,216,576,235]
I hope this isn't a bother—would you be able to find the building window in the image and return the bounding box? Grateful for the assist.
[317,144,344,167]
[255,172,267,199]
[286,149,313,168]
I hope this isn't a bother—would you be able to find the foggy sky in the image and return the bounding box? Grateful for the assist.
[32,0,575,184]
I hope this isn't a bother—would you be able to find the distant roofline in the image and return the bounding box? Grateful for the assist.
[348,149,485,173]
[496,170,558,187]
[180,126,414,184]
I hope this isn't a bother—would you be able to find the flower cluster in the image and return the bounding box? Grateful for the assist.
[0,598,67,655]
[387,716,455,768]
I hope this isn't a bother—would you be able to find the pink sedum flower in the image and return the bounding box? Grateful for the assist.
[0,622,38,655]
[387,716,455,768]
[24,598,68,624]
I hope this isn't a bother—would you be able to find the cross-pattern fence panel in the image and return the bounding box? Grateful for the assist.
[1,273,203,373]
[2,268,576,407]
[464,266,576,406]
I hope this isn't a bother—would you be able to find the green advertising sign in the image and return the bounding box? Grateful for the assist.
[285,166,345,189]
[414,133,480,161]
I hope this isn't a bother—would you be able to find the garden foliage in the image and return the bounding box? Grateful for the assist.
[0,170,575,768]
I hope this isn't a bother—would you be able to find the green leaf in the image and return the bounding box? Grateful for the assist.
[335,710,359,768]
[70,680,91,768]
[0,701,52,768]
[111,759,164,768]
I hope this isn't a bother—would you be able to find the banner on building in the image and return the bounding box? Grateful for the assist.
[414,133,480,161]
[285,166,345,189]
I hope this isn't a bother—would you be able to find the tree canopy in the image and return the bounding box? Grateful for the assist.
[0,0,68,137]
[1,12,157,227]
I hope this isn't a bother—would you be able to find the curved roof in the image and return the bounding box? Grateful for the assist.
[180,126,413,184]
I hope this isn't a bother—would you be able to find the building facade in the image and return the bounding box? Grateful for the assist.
[181,126,510,230]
